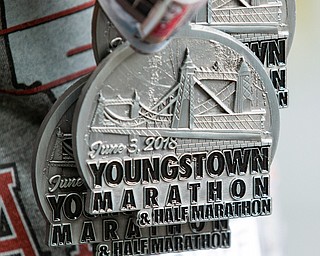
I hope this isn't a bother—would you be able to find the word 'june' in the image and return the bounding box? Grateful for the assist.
[87,146,269,187]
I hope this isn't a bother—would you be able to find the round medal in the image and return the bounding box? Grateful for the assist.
[32,76,230,249]
[74,27,279,218]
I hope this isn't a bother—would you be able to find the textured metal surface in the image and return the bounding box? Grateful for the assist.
[74,27,279,219]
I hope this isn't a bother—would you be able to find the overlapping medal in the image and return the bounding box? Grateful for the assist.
[32,75,230,252]
[33,1,295,255]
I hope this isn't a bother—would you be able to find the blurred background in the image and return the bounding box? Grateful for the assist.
[273,0,320,255]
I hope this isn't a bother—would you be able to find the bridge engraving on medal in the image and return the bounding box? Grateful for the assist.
[90,49,267,142]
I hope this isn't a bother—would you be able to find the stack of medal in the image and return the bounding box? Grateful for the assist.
[32,0,295,255]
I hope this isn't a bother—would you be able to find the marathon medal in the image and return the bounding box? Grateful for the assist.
[193,0,296,108]
[73,26,279,226]
[32,75,231,252]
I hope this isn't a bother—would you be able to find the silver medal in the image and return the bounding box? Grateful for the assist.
[73,26,279,223]
[32,75,230,249]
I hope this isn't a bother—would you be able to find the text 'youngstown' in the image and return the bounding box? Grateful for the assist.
[87,146,269,187]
